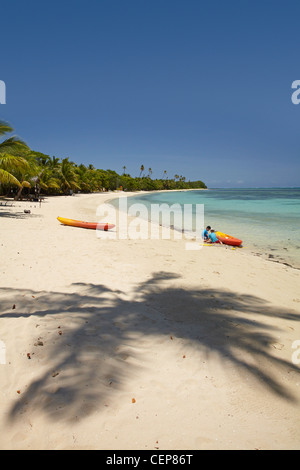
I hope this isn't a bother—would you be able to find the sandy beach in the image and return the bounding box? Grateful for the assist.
[0,192,299,450]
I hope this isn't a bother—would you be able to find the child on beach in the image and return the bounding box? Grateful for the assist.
[202,226,211,241]
[208,229,223,244]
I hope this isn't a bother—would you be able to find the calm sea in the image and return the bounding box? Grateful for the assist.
[111,188,300,269]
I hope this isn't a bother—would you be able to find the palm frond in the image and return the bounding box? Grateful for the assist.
[0,154,30,171]
[39,178,61,190]
[0,121,13,137]
[0,137,29,155]
[21,180,31,189]
[0,169,21,187]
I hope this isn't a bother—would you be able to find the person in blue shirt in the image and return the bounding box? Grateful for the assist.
[208,229,223,244]
[201,226,211,241]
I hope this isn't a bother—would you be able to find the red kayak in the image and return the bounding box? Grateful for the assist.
[57,217,115,231]
[215,231,242,246]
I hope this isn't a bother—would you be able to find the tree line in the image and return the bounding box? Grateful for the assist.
[0,121,206,199]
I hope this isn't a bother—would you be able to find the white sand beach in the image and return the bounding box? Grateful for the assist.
[0,192,299,450]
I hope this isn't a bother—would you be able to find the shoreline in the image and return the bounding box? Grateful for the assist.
[0,192,300,450]
[105,191,300,271]
[1,190,300,270]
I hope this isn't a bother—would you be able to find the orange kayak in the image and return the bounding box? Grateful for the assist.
[57,217,115,231]
[215,231,242,246]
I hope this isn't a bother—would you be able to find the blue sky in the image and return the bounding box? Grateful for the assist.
[1,0,300,187]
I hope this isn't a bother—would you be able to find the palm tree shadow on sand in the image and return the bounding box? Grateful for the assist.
[1,271,299,423]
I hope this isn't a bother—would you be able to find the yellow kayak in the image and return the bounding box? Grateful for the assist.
[57,217,115,230]
[215,231,242,246]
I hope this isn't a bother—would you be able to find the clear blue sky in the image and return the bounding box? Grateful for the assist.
[1,0,300,187]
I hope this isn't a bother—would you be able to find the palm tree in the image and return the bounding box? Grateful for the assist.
[139,164,144,178]
[23,152,61,196]
[75,164,89,192]
[36,169,61,194]
[32,152,51,168]
[148,167,152,178]
[59,157,80,194]
[13,152,41,200]
[0,121,30,188]
[123,165,127,175]
[48,156,60,171]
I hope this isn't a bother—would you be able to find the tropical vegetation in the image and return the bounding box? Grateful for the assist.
[0,121,207,199]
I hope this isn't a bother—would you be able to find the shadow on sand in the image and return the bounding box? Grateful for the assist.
[0,209,42,219]
[1,271,299,423]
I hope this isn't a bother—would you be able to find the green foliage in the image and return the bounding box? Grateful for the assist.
[0,121,30,191]
[0,121,207,197]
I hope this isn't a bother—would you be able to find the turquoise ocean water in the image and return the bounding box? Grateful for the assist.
[111,188,300,269]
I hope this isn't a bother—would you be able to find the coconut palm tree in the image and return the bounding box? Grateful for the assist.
[36,169,61,194]
[59,157,80,194]
[22,152,61,196]
[75,164,96,192]
[0,121,30,188]
[13,152,41,200]
[48,156,60,171]
[139,164,144,178]
[0,154,29,188]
